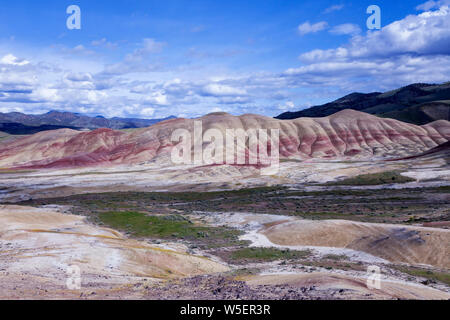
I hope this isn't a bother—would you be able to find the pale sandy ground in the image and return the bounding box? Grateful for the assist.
[245,273,450,300]
[204,211,450,268]
[0,205,228,299]
[0,159,436,203]
[262,220,450,268]
[198,211,450,299]
[0,155,449,299]
[0,205,449,299]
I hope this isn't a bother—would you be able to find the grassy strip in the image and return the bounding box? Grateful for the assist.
[393,266,450,286]
[326,171,415,186]
[98,210,241,243]
[64,186,285,202]
[229,247,311,262]
[0,169,35,174]
[18,185,449,225]
[322,254,348,261]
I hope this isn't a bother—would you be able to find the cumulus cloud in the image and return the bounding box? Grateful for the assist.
[0,54,29,66]
[144,91,169,106]
[300,5,450,62]
[125,38,165,63]
[1,4,450,119]
[298,21,328,35]
[65,72,93,82]
[416,0,450,11]
[277,101,295,111]
[101,38,165,75]
[217,96,251,104]
[201,83,247,97]
[329,23,361,36]
[140,107,155,117]
[91,38,118,49]
[287,5,450,94]
[323,4,344,14]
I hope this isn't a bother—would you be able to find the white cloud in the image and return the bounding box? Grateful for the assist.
[140,107,155,117]
[300,5,450,62]
[323,4,344,14]
[201,83,247,97]
[1,4,450,119]
[57,45,96,56]
[298,21,328,35]
[416,0,450,11]
[101,38,165,75]
[91,38,118,49]
[277,101,295,110]
[287,51,450,95]
[144,91,169,106]
[80,90,108,105]
[0,54,29,66]
[329,23,361,36]
[217,96,250,104]
[65,72,93,82]
[30,88,62,103]
[125,38,165,63]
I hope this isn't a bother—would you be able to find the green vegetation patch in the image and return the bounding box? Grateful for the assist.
[0,169,35,174]
[327,171,415,186]
[322,254,348,261]
[394,266,450,286]
[98,210,241,242]
[17,184,449,226]
[229,247,311,262]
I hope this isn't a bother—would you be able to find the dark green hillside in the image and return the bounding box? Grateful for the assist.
[276,82,450,125]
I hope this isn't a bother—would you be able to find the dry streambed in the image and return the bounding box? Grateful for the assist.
[202,211,450,299]
[204,211,450,268]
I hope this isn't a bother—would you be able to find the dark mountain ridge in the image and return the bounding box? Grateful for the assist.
[276,82,450,125]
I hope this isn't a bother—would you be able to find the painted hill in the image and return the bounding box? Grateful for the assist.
[0,110,449,169]
[276,82,450,125]
[0,111,176,134]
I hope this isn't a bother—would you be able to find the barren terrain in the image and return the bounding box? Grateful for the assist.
[0,111,449,300]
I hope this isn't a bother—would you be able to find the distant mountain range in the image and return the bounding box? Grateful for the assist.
[276,82,450,125]
[0,111,176,135]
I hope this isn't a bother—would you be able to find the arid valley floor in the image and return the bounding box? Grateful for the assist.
[0,112,449,300]
[0,160,449,299]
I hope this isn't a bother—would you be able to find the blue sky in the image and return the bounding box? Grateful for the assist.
[0,0,449,119]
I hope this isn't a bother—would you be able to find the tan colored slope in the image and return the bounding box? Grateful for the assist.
[262,219,450,268]
[0,129,80,168]
[0,110,449,168]
[0,205,228,296]
[246,273,450,300]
